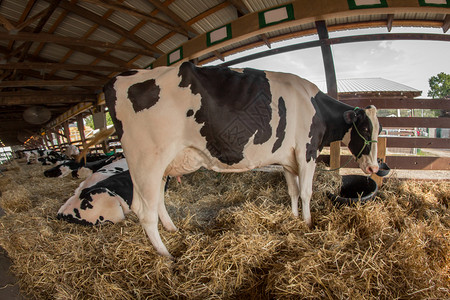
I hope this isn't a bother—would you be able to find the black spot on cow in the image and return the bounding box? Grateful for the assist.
[99,216,104,221]
[73,208,81,219]
[272,97,286,153]
[118,70,138,77]
[79,171,133,209]
[128,79,161,113]
[178,61,273,165]
[104,77,124,139]
[186,109,194,117]
[57,213,94,226]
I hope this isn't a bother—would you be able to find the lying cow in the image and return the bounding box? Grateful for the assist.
[101,62,381,257]
[37,150,64,165]
[44,156,116,178]
[57,158,130,224]
[57,170,132,225]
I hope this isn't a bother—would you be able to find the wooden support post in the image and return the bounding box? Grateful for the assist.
[316,20,340,171]
[371,137,387,187]
[63,121,71,145]
[92,106,108,154]
[77,114,86,150]
[46,133,55,149]
[55,127,62,151]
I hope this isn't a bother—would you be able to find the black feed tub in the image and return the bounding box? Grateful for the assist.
[327,175,378,206]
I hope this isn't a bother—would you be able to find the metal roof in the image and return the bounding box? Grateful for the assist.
[317,78,422,94]
[0,0,448,146]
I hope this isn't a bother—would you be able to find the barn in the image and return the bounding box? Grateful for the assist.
[0,0,449,299]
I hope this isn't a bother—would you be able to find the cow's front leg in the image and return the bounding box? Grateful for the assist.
[158,177,177,232]
[297,161,316,227]
[283,168,300,217]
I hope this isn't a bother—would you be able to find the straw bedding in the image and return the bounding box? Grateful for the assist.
[0,161,448,299]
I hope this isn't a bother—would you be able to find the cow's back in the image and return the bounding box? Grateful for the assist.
[106,63,320,175]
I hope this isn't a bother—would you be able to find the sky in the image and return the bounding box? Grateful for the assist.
[206,27,450,97]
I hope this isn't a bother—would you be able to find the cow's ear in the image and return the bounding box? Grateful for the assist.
[343,110,357,124]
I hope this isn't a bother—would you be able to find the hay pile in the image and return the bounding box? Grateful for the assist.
[0,162,448,299]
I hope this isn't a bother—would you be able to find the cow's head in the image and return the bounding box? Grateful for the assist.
[343,106,380,174]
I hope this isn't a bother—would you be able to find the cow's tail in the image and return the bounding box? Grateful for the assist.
[76,127,116,162]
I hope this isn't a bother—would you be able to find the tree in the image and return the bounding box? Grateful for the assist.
[84,111,114,129]
[428,72,449,119]
[427,72,450,99]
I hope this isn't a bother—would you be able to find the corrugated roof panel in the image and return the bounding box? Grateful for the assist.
[78,1,109,17]
[135,22,171,45]
[39,44,74,62]
[157,33,188,53]
[108,11,142,31]
[89,27,123,43]
[95,60,118,68]
[191,5,237,34]
[0,0,27,23]
[317,78,421,93]
[245,0,292,13]
[54,13,96,38]
[53,70,77,80]
[124,0,154,13]
[169,0,223,22]
[64,52,97,65]
[133,56,156,69]
[109,50,137,63]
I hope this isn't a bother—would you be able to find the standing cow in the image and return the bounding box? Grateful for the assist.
[103,62,380,257]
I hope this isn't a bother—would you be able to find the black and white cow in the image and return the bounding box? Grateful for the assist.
[103,62,381,257]
[44,155,117,178]
[57,158,131,225]
[37,150,64,165]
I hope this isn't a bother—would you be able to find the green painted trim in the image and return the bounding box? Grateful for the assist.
[167,47,183,66]
[347,0,388,10]
[418,0,449,7]
[258,3,294,29]
[145,63,153,69]
[206,23,232,47]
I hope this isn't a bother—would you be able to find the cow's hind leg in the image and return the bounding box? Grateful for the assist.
[283,168,300,217]
[297,161,316,227]
[158,177,177,232]
[132,175,173,258]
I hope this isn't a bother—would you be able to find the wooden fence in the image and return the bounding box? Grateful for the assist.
[40,97,449,176]
[318,97,450,171]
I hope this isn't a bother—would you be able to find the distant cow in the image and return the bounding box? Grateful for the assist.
[64,145,80,159]
[44,156,116,178]
[57,158,131,225]
[103,62,381,257]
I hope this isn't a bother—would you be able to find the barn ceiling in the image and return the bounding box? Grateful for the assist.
[0,0,448,146]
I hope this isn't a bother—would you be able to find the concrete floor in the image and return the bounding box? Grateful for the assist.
[0,206,24,300]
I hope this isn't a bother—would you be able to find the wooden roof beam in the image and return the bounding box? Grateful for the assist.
[187,2,230,26]
[443,15,450,33]
[146,0,199,37]
[0,79,106,88]
[0,91,96,105]
[50,0,163,55]
[227,0,250,16]
[0,62,128,72]
[0,32,155,57]
[387,14,394,32]
[77,0,188,36]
